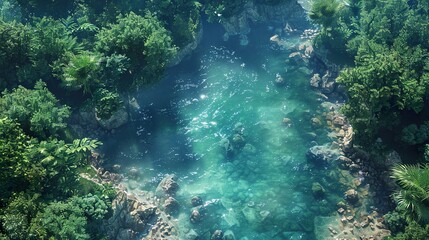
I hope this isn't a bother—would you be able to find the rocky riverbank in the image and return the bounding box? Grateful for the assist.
[300,37,398,239]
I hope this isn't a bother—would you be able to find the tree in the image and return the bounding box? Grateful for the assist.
[0,117,31,202]
[30,17,83,81]
[30,200,90,240]
[0,81,71,139]
[309,0,340,28]
[61,52,101,94]
[0,192,40,240]
[0,20,33,90]
[96,12,176,89]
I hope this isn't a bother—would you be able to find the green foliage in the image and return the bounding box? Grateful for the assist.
[94,89,123,120]
[391,164,429,223]
[30,200,90,240]
[0,81,71,139]
[312,0,429,147]
[96,12,176,88]
[337,42,429,143]
[147,0,201,48]
[388,221,429,240]
[0,193,40,240]
[61,52,101,94]
[0,20,32,90]
[384,209,408,234]
[0,118,33,203]
[203,0,249,20]
[0,0,21,22]
[401,123,429,145]
[309,0,340,28]
[70,194,109,220]
[98,53,130,90]
[31,17,83,81]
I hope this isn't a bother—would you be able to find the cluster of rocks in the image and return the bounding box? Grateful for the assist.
[155,174,180,215]
[103,189,180,240]
[313,102,395,239]
[219,122,248,158]
[185,195,236,240]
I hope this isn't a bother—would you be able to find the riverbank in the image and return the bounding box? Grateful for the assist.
[81,2,396,239]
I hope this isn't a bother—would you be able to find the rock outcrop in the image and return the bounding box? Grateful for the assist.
[221,1,308,40]
[169,24,203,66]
[96,107,129,130]
[156,174,179,198]
[105,190,179,240]
[105,191,157,240]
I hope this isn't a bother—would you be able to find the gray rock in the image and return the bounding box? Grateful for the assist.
[191,196,203,207]
[156,174,179,197]
[344,189,359,204]
[306,145,337,166]
[211,230,223,240]
[96,107,129,130]
[105,191,157,239]
[163,196,179,214]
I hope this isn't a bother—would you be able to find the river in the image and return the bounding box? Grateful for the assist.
[102,21,344,240]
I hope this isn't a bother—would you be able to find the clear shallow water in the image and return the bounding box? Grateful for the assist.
[103,23,344,239]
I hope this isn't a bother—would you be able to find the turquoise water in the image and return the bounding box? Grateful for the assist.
[103,23,345,239]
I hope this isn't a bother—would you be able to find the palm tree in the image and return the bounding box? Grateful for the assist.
[62,53,100,94]
[391,164,429,223]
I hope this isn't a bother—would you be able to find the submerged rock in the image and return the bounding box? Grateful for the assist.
[312,182,325,199]
[306,145,337,166]
[211,230,223,240]
[275,73,284,85]
[190,209,202,223]
[220,138,234,158]
[156,174,179,197]
[163,197,179,214]
[344,189,359,204]
[191,196,203,207]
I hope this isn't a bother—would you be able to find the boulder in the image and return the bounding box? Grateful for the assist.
[344,189,359,204]
[105,191,157,239]
[312,182,325,199]
[211,230,223,240]
[190,209,202,223]
[163,197,179,214]
[145,212,179,240]
[306,145,337,166]
[156,174,179,197]
[191,196,203,207]
[96,107,129,130]
[220,138,234,158]
[310,73,321,88]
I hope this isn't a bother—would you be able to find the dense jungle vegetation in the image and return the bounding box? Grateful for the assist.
[310,0,429,238]
[0,0,290,239]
